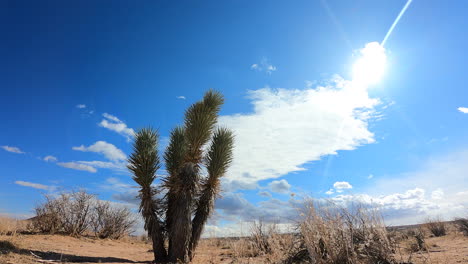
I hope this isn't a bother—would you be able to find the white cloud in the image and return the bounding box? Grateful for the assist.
[250,58,277,74]
[76,104,86,109]
[77,160,127,172]
[43,155,58,162]
[177,96,186,100]
[220,77,379,190]
[72,141,126,161]
[1,146,25,154]
[102,113,121,122]
[367,174,374,179]
[333,181,353,192]
[325,189,334,195]
[99,113,135,140]
[458,107,468,114]
[268,179,291,194]
[15,180,55,191]
[339,149,468,225]
[57,162,97,173]
[329,187,466,225]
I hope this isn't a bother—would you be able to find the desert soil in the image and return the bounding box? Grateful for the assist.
[0,233,467,264]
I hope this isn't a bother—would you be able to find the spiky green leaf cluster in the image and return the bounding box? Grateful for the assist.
[127,128,160,189]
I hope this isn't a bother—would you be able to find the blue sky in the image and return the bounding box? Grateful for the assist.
[1,0,468,235]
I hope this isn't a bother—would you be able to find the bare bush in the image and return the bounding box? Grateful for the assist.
[33,195,65,234]
[90,200,136,239]
[250,220,273,255]
[62,191,94,236]
[299,202,397,264]
[424,218,446,237]
[454,217,468,236]
[408,228,426,252]
[32,191,135,239]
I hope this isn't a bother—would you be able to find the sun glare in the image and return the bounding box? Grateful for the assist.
[352,42,387,86]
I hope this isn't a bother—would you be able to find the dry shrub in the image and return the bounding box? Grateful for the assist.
[454,217,468,236]
[249,221,300,263]
[299,202,397,264]
[424,218,446,237]
[408,228,426,252]
[32,190,135,239]
[90,200,136,239]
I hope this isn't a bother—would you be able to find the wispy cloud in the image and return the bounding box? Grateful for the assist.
[57,162,97,173]
[177,96,186,100]
[219,76,379,190]
[1,146,24,154]
[14,180,55,191]
[458,107,468,114]
[251,58,277,74]
[76,104,87,109]
[77,160,127,172]
[43,155,58,162]
[73,141,126,161]
[99,113,135,141]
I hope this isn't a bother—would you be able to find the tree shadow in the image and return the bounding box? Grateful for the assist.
[1,240,149,263]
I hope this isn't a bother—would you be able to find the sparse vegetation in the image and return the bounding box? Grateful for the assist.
[298,202,397,264]
[128,90,234,263]
[408,228,426,252]
[0,217,30,236]
[90,200,136,239]
[32,191,135,238]
[454,217,468,236]
[424,218,446,237]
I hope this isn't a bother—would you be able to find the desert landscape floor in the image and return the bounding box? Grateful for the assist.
[0,233,467,264]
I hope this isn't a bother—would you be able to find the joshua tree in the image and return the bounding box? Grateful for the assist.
[128,90,234,263]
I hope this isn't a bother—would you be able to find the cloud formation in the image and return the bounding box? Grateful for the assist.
[73,141,126,161]
[57,162,97,173]
[333,181,353,192]
[1,146,24,154]
[268,179,291,194]
[76,104,86,109]
[99,113,135,140]
[15,180,55,191]
[43,155,58,162]
[177,96,186,100]
[219,77,379,190]
[458,107,468,114]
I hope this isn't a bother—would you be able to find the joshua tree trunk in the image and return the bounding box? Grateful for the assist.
[168,163,199,263]
[189,190,214,260]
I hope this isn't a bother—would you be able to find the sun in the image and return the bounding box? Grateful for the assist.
[352,42,387,86]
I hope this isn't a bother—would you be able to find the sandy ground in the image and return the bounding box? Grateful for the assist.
[0,232,467,263]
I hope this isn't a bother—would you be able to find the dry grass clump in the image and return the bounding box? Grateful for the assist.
[299,202,397,264]
[0,217,30,236]
[250,221,302,263]
[423,218,446,237]
[226,222,301,263]
[407,228,426,253]
[33,190,135,239]
[454,217,468,236]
